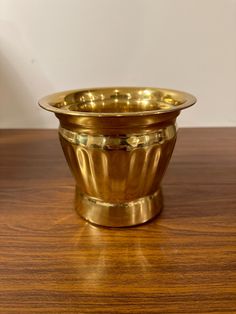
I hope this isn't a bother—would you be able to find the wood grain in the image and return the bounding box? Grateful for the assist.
[0,128,235,314]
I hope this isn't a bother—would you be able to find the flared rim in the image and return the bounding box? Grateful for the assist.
[38,87,196,117]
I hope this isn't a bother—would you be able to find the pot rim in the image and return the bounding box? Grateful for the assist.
[38,86,196,117]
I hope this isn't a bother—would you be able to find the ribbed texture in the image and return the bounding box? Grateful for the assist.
[59,126,176,202]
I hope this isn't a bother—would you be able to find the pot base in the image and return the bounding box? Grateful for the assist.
[75,187,163,227]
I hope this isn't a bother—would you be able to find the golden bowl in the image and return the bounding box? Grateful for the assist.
[39,87,196,227]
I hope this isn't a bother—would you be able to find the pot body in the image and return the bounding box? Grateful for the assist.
[57,112,178,227]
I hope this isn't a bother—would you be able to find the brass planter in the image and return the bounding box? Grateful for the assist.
[39,87,196,227]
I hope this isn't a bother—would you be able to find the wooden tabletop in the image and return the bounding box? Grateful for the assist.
[0,128,235,314]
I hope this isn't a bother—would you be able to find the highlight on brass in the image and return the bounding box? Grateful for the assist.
[39,87,196,116]
[39,87,196,227]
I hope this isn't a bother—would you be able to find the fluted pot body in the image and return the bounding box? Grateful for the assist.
[39,87,196,227]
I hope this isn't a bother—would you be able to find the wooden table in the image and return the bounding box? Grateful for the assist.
[0,128,235,314]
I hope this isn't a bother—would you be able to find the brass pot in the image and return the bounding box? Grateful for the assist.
[39,87,196,227]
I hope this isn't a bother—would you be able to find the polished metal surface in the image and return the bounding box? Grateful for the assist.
[76,188,163,227]
[39,87,196,117]
[39,87,196,227]
[59,125,176,149]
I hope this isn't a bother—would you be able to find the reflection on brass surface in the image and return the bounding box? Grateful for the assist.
[39,87,196,227]
[59,125,176,149]
[76,188,163,227]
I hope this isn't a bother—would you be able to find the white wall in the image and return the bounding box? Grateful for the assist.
[0,0,235,128]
